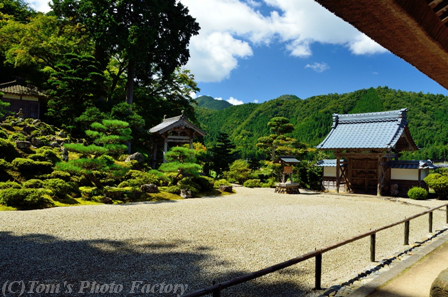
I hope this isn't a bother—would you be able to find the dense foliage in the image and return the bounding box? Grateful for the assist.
[196,87,448,160]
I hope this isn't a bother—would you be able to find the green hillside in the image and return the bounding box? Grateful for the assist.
[195,96,233,110]
[196,87,448,160]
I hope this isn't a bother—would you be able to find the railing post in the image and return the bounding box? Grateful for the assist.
[315,253,322,290]
[404,220,410,245]
[429,211,433,233]
[370,233,376,262]
[446,206,448,224]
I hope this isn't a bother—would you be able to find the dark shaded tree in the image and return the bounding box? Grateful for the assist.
[209,133,237,177]
[51,0,200,104]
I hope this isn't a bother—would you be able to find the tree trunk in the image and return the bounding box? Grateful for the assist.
[126,60,135,105]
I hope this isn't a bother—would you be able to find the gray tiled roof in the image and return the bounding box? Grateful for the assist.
[279,157,300,163]
[388,160,437,169]
[316,109,415,150]
[318,159,437,169]
[316,159,346,167]
[0,80,46,97]
[149,114,206,136]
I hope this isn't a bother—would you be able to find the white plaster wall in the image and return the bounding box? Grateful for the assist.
[391,169,418,181]
[323,167,337,177]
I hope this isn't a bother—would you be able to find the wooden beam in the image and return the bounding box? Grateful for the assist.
[336,157,340,193]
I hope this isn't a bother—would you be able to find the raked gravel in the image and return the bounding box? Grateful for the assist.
[1,187,447,296]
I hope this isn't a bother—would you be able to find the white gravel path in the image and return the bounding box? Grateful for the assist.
[0,187,447,296]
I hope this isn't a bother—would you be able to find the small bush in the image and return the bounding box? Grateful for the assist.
[224,160,251,184]
[23,179,44,189]
[49,170,71,182]
[103,186,142,201]
[424,173,448,200]
[164,185,181,194]
[0,181,22,189]
[243,179,262,188]
[98,154,116,166]
[33,147,61,164]
[0,159,12,170]
[262,177,277,188]
[408,187,428,200]
[12,158,53,175]
[123,170,169,186]
[0,138,19,161]
[214,179,231,189]
[43,178,74,198]
[0,188,53,209]
[79,186,100,200]
[0,129,8,139]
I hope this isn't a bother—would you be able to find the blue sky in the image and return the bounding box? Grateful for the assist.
[26,0,448,105]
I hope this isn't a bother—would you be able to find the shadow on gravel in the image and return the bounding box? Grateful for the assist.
[0,232,308,296]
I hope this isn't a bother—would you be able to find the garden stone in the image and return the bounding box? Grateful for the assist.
[61,147,68,161]
[220,185,233,192]
[140,184,159,193]
[101,197,113,204]
[22,125,35,135]
[15,141,31,150]
[57,131,66,138]
[125,152,145,163]
[30,137,42,147]
[431,267,448,296]
[32,119,40,125]
[180,189,192,198]
[51,142,60,148]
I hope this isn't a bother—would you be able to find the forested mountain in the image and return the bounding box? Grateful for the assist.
[196,87,448,160]
[195,96,232,110]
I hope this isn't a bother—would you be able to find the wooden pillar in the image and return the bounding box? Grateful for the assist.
[377,155,382,196]
[152,139,158,169]
[163,137,168,163]
[336,156,340,193]
[418,168,421,187]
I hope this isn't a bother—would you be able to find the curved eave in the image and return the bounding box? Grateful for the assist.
[315,0,448,91]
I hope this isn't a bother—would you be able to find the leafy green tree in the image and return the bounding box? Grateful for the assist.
[56,119,132,188]
[46,53,106,129]
[256,117,303,161]
[85,119,132,157]
[51,0,200,105]
[0,0,36,23]
[0,92,10,118]
[159,147,201,180]
[209,133,237,177]
[223,159,252,184]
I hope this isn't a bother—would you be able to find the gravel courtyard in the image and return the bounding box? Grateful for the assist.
[1,187,447,296]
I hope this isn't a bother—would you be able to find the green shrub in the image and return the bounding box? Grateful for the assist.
[0,138,18,161]
[12,158,53,175]
[224,160,252,184]
[408,187,428,200]
[0,181,22,189]
[0,159,12,170]
[33,147,61,164]
[0,188,53,209]
[262,177,277,188]
[43,178,76,198]
[122,169,170,186]
[214,179,231,189]
[164,185,181,194]
[243,179,262,188]
[424,173,448,200]
[0,129,8,139]
[98,154,116,166]
[23,179,44,189]
[8,133,26,142]
[79,186,100,200]
[103,186,142,201]
[49,170,71,181]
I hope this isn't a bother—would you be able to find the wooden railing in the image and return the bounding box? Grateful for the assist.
[183,203,448,297]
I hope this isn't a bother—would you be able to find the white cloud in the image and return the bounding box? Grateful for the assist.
[227,97,244,105]
[305,62,330,73]
[24,0,51,13]
[181,0,388,82]
[253,99,259,103]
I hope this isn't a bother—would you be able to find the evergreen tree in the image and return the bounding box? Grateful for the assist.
[256,117,303,161]
[209,133,237,177]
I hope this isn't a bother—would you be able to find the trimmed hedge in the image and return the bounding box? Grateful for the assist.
[12,158,53,175]
[0,188,53,209]
[243,179,262,188]
[424,173,448,200]
[408,187,428,200]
